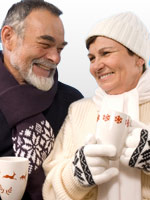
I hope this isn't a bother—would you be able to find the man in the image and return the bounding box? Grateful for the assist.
[0,0,83,199]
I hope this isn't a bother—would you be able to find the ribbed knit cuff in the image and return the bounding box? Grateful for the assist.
[62,161,93,199]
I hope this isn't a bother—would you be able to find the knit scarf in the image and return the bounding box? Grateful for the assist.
[0,52,58,199]
[93,68,150,200]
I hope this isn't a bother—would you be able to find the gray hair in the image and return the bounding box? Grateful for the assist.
[1,0,62,37]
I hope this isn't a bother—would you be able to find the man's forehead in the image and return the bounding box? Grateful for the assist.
[24,9,60,28]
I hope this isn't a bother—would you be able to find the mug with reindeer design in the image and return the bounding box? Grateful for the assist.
[0,156,28,200]
[96,108,131,159]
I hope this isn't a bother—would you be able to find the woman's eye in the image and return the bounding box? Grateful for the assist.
[102,51,110,56]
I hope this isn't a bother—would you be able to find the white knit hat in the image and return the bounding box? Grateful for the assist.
[86,11,150,68]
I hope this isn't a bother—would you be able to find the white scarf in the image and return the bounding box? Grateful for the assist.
[93,68,150,200]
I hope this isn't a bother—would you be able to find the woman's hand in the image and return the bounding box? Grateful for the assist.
[120,120,150,172]
[72,134,119,186]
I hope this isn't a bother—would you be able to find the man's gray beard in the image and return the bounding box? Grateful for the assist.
[9,50,56,91]
[25,66,55,91]
[11,62,55,91]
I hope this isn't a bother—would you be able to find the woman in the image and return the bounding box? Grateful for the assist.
[42,12,150,200]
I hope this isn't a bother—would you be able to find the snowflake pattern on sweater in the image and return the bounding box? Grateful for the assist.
[12,120,54,174]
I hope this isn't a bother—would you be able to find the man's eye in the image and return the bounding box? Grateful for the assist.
[88,56,95,62]
[57,48,63,53]
[40,43,50,48]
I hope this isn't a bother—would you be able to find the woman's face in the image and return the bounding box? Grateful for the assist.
[88,36,144,95]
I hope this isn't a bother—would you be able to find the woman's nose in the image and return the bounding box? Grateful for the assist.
[93,59,105,70]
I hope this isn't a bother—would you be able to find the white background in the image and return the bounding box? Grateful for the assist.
[0,0,150,97]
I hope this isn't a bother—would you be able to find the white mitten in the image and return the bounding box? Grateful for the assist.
[120,120,150,172]
[72,134,119,186]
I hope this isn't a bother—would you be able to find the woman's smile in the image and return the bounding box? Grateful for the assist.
[98,72,115,80]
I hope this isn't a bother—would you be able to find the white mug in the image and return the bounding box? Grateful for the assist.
[0,156,29,200]
[96,108,131,159]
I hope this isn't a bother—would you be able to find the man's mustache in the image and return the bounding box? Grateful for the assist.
[32,58,57,69]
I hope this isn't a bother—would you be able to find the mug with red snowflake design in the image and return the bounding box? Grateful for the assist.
[0,156,28,200]
[96,108,131,159]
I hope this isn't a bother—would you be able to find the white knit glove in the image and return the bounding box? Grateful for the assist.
[120,120,150,172]
[72,134,119,186]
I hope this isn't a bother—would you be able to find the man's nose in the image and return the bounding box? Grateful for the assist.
[45,47,61,65]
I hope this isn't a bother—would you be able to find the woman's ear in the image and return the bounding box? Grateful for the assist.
[136,57,145,67]
[1,26,15,51]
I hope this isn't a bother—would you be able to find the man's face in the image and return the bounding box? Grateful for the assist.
[6,9,67,91]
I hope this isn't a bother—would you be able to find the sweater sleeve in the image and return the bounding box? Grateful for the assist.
[42,101,96,200]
